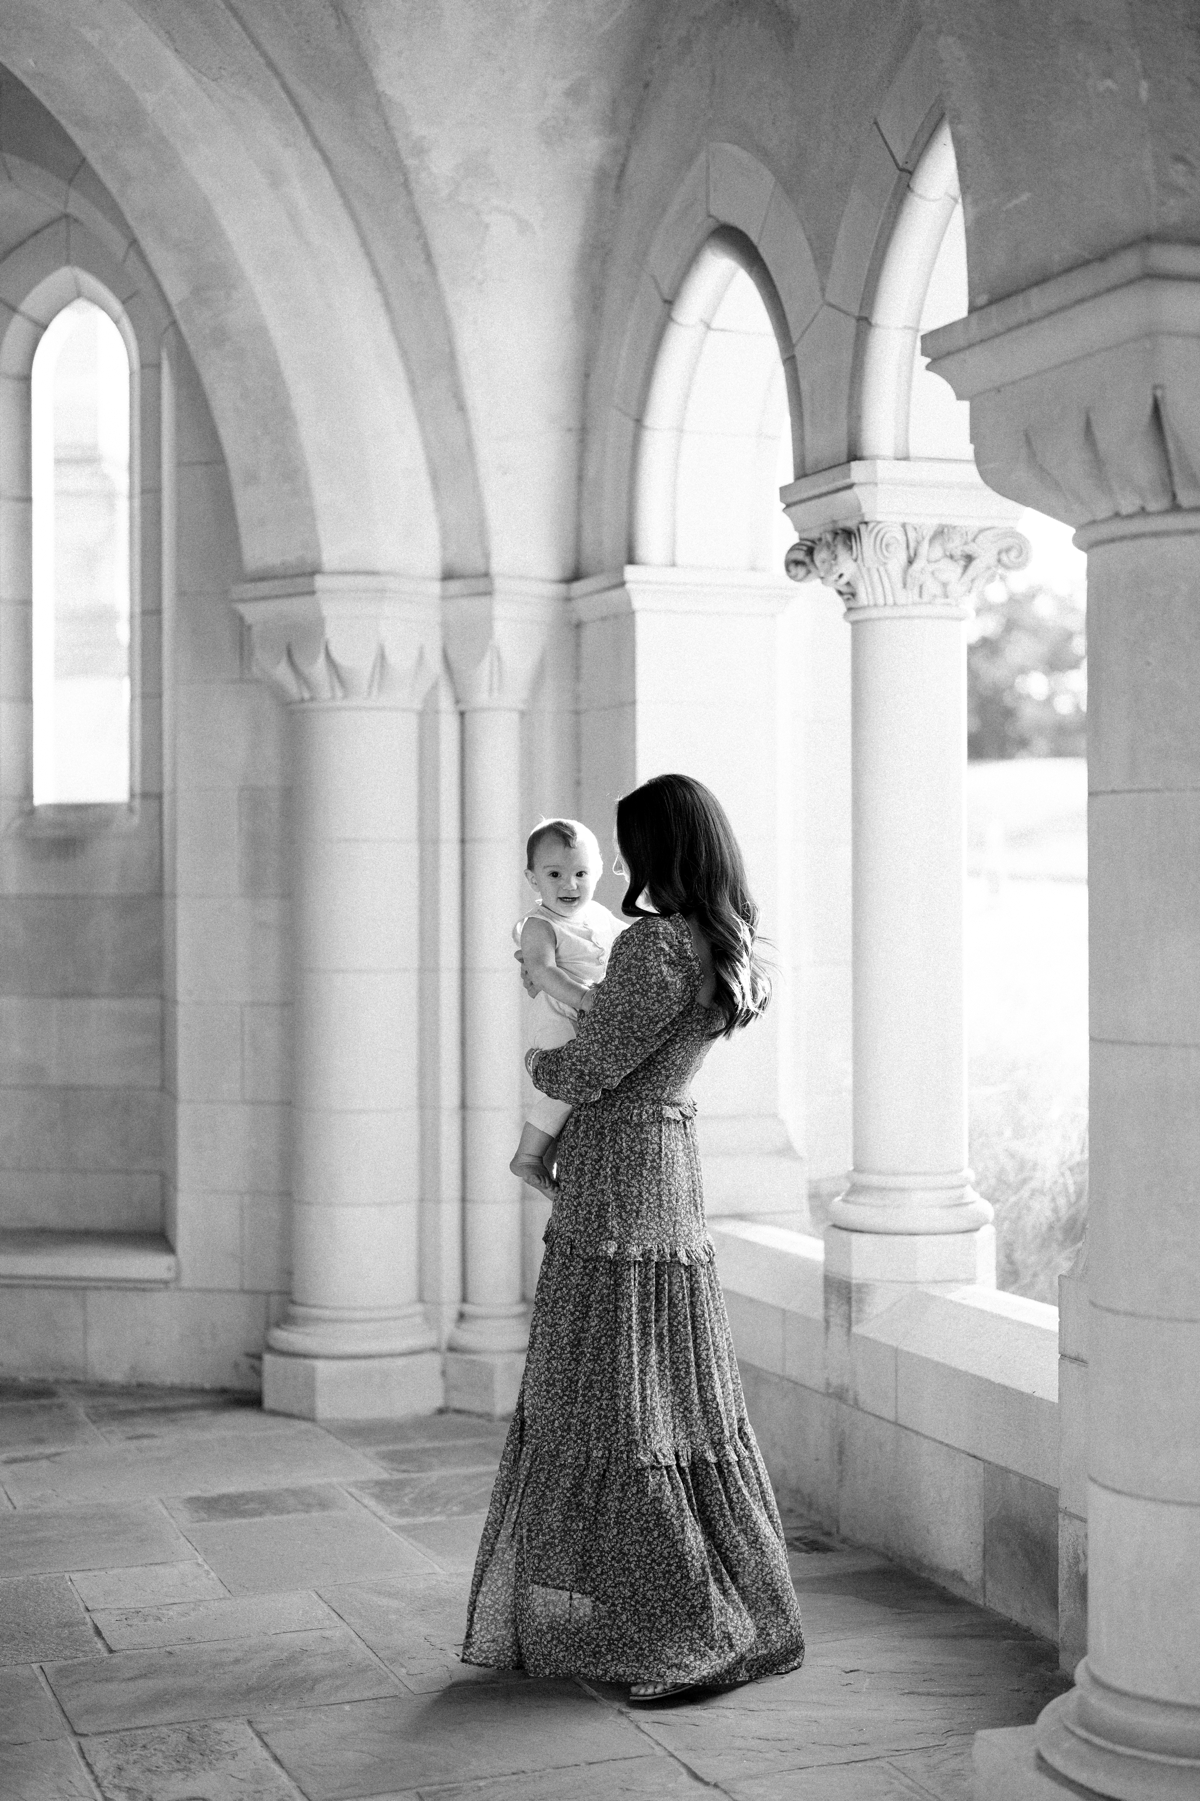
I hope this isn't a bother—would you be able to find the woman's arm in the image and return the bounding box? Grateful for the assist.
[528,917,695,1104]
[520,916,591,1013]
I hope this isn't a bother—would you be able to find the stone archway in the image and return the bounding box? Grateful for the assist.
[0,0,488,582]
[583,141,821,574]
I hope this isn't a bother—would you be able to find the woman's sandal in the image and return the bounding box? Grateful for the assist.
[629,1679,695,1703]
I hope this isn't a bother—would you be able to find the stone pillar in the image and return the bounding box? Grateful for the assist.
[926,244,1200,1798]
[783,462,1026,1292]
[234,575,441,1420]
[443,580,559,1416]
[571,565,810,1222]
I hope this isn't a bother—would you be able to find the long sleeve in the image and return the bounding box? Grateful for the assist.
[528,915,699,1104]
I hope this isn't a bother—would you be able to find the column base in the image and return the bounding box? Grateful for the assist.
[263,1348,442,1421]
[447,1301,530,1355]
[444,1349,525,1418]
[973,1727,1092,1797]
[829,1172,993,1234]
[1035,1670,1200,1801]
[825,1222,996,1286]
[266,1301,436,1360]
[823,1223,998,1384]
[978,1715,1200,1801]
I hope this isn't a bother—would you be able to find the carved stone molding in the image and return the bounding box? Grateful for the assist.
[231,574,441,708]
[785,520,1029,618]
[924,241,1200,530]
[442,576,566,712]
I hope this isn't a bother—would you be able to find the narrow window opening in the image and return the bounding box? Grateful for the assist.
[673,263,791,571]
[31,297,132,806]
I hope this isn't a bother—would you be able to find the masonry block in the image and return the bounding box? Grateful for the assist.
[172,1190,243,1290]
[443,1350,524,1419]
[983,1463,1059,1641]
[739,1362,837,1525]
[838,1405,983,1596]
[1058,1511,1087,1674]
[85,1290,267,1391]
[0,1285,86,1377]
[1058,1352,1088,1519]
[241,1193,290,1293]
[724,1291,785,1376]
[263,1349,443,1420]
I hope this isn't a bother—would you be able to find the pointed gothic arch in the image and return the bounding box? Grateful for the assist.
[0,7,487,582]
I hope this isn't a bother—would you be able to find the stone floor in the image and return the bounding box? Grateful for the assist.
[0,1378,1070,1801]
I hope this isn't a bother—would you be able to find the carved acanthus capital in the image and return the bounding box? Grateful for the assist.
[232,575,441,708]
[785,521,1029,618]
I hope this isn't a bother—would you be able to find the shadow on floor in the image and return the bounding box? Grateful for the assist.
[0,1379,1068,1799]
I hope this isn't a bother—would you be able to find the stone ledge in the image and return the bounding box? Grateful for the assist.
[0,1230,178,1288]
[710,1218,824,1315]
[712,1221,1061,1494]
[721,1214,1064,1635]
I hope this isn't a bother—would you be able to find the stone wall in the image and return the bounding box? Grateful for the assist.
[157,332,291,1388]
[714,1220,1065,1646]
[0,87,293,1388]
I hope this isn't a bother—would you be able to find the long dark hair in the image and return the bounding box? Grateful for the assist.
[614,773,771,1038]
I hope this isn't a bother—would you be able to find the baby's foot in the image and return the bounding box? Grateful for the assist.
[510,1153,558,1198]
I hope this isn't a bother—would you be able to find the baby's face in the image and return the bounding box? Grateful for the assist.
[526,837,602,918]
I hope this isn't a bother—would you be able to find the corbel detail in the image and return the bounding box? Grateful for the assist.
[442,576,567,712]
[923,241,1200,529]
[231,574,442,708]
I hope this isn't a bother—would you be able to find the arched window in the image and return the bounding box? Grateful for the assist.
[671,263,793,568]
[30,297,132,806]
[862,123,1089,1300]
[634,236,794,571]
[909,198,971,459]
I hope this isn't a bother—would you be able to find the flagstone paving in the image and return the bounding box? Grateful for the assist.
[0,1380,1070,1800]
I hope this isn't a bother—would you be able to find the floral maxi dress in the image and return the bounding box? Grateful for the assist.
[462,912,806,1687]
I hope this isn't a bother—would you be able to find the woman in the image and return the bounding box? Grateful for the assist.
[462,773,805,1700]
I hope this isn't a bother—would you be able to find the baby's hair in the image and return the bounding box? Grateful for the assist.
[526,817,600,870]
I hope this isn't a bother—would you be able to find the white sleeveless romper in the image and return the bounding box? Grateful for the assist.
[514,901,621,1136]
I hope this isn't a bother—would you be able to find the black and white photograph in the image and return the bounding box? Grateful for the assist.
[0,3,1193,1798]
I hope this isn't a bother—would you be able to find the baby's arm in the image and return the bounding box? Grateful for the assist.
[520,916,593,1013]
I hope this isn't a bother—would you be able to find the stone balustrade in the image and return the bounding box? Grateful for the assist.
[712,1219,1063,1640]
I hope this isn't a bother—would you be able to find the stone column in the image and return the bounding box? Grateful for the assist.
[784,462,1026,1291]
[234,575,441,1420]
[444,579,559,1416]
[571,565,810,1221]
[927,244,1200,1798]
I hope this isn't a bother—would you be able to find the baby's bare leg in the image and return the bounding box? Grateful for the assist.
[510,1122,559,1198]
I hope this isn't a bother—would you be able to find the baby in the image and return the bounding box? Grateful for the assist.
[509,817,622,1197]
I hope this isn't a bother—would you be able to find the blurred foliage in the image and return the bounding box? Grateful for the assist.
[968,579,1086,760]
[971,1057,1088,1303]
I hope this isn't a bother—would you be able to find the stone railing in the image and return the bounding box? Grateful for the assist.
[712,1221,1074,1651]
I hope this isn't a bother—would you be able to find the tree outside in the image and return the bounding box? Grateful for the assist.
[966,520,1088,1302]
[968,576,1086,762]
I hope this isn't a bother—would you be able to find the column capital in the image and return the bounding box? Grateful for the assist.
[780,457,1028,619]
[232,573,441,708]
[924,240,1200,532]
[784,519,1029,620]
[442,575,567,711]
